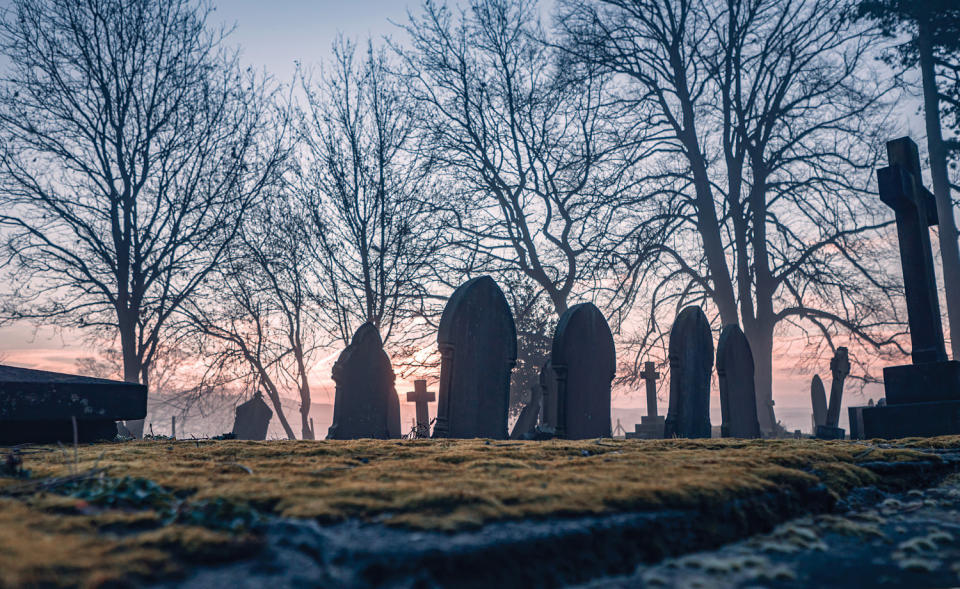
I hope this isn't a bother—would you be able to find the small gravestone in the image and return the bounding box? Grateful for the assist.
[664,306,713,439]
[627,361,665,439]
[232,391,272,440]
[0,364,147,443]
[509,384,542,440]
[810,375,827,432]
[550,303,615,439]
[716,325,761,439]
[433,276,516,439]
[406,380,434,438]
[327,322,397,440]
[817,347,849,440]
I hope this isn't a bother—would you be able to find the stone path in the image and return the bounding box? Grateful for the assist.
[582,473,960,588]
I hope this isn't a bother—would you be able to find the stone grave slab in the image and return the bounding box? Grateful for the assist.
[433,276,516,439]
[327,323,397,440]
[665,306,713,439]
[716,325,761,439]
[811,375,827,432]
[0,364,146,444]
[550,303,615,439]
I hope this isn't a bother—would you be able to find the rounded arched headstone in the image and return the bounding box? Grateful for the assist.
[327,322,397,440]
[810,375,827,429]
[665,306,713,439]
[433,276,517,439]
[232,391,273,441]
[551,303,615,439]
[716,325,761,439]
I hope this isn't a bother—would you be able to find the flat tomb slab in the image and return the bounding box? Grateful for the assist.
[0,364,146,422]
[882,361,960,404]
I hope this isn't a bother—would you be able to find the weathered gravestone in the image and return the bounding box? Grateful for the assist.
[327,322,399,440]
[816,347,849,440]
[0,364,147,444]
[665,306,713,439]
[509,383,541,440]
[550,303,615,439]
[626,361,666,439]
[406,380,435,438]
[232,391,273,441]
[859,137,960,437]
[810,375,828,433]
[433,276,516,439]
[716,325,761,439]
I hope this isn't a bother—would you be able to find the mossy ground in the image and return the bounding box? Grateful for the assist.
[1,436,958,587]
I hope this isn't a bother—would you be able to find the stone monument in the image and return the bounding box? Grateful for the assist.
[716,325,761,438]
[664,306,713,439]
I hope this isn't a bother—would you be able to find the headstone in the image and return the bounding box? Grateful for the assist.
[816,347,849,439]
[626,361,666,439]
[0,364,147,443]
[550,303,615,439]
[433,276,517,439]
[664,306,713,439]
[716,325,761,438]
[862,137,960,438]
[509,385,541,440]
[327,322,398,440]
[232,391,273,440]
[406,380,435,438]
[810,375,827,432]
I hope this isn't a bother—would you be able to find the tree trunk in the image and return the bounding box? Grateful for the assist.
[744,320,777,436]
[918,17,960,359]
[119,314,146,438]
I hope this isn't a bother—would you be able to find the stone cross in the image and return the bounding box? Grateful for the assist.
[640,361,659,418]
[878,137,947,364]
[665,306,713,439]
[406,379,435,438]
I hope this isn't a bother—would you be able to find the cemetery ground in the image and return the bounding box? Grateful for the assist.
[1,437,960,587]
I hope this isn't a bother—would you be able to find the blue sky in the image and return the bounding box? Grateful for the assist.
[214,1,421,80]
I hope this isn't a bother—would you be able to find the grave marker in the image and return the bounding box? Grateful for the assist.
[232,391,272,440]
[861,137,960,437]
[664,306,713,439]
[550,303,615,439]
[327,322,397,440]
[716,325,761,438]
[433,276,516,439]
[626,361,665,439]
[810,375,827,432]
[816,347,849,439]
[406,379,435,438]
[0,364,146,443]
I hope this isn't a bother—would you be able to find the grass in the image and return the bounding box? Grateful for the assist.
[0,436,957,587]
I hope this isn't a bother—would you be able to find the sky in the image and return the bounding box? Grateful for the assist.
[0,0,898,433]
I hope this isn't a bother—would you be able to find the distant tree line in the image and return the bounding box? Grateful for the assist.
[0,0,957,437]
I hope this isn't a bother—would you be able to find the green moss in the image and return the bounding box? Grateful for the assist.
[0,437,957,587]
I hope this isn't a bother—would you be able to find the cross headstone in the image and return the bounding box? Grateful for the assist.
[406,379,435,438]
[433,276,517,439]
[626,361,666,439]
[810,375,827,432]
[664,306,713,439]
[550,303,615,439]
[817,347,849,439]
[716,325,761,438]
[327,322,398,440]
[232,391,273,441]
[0,364,147,443]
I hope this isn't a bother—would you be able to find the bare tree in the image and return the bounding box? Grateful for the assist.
[0,0,288,389]
[560,0,904,433]
[396,0,634,319]
[184,194,319,441]
[296,38,447,361]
